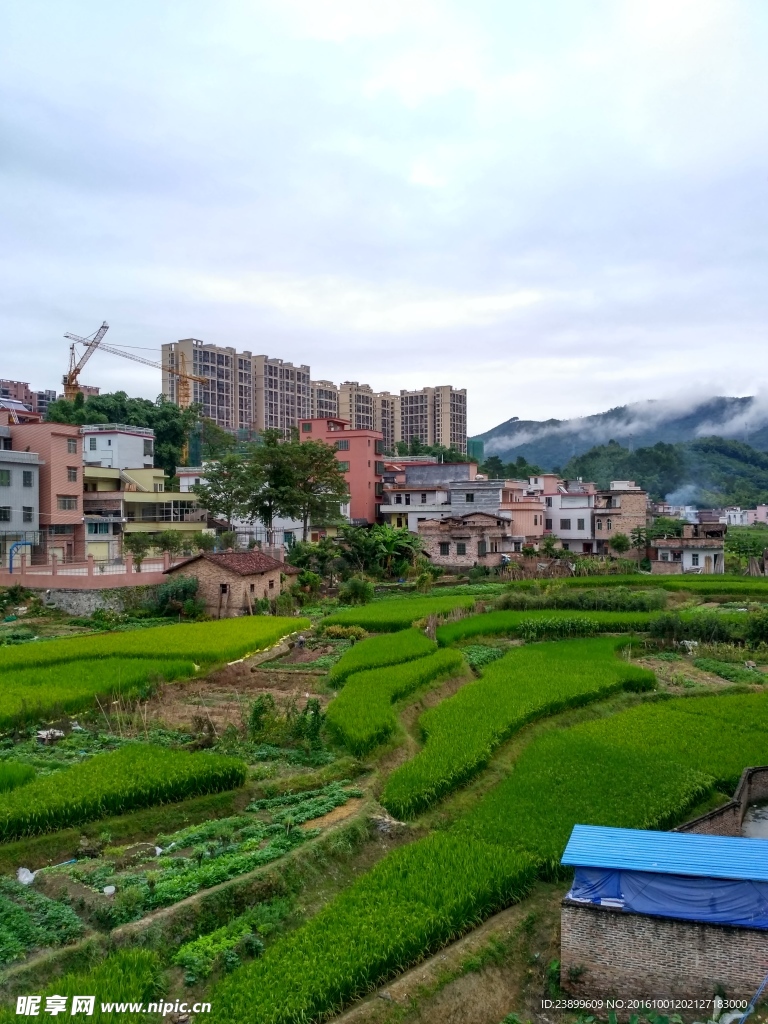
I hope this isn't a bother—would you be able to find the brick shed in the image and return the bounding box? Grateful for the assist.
[164,551,299,618]
[560,824,768,999]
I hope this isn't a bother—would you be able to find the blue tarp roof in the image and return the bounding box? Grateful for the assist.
[562,825,768,882]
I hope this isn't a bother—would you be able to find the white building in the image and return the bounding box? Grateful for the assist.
[81,424,154,470]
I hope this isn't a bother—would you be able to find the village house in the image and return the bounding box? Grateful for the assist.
[418,512,516,569]
[649,521,726,574]
[163,550,300,617]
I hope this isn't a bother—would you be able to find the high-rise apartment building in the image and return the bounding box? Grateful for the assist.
[374,391,400,453]
[338,382,375,431]
[1,380,58,417]
[399,386,467,453]
[310,380,339,419]
[162,341,309,433]
[253,356,311,433]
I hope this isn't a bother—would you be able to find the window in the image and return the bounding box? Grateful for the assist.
[421,493,427,504]
[143,440,153,456]
[396,517,403,527]
[533,515,538,526]
[87,522,110,534]
[89,438,97,451]
[0,507,9,522]
[465,493,475,503]
[376,462,385,474]
[220,584,229,594]
[456,542,466,555]
[337,461,350,472]
[545,518,552,530]
[250,583,255,593]
[577,518,585,531]
[0,470,9,486]
[545,497,553,507]
[596,519,603,531]
[514,541,521,552]
[395,494,402,504]
[268,578,275,590]
[560,519,571,530]
[335,439,350,451]
[67,438,77,454]
[375,440,384,455]
[692,553,700,567]
[284,531,294,547]
[67,467,78,482]
[562,542,570,551]
[404,494,411,505]
[22,470,33,487]
[439,542,450,556]
[22,506,33,523]
[57,496,78,510]
[606,518,613,531]
[153,483,164,492]
[302,422,312,432]
[477,540,487,556]
[660,552,669,561]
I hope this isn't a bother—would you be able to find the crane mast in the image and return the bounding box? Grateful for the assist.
[62,321,110,399]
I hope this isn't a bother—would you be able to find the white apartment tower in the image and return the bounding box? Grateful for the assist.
[310,380,339,419]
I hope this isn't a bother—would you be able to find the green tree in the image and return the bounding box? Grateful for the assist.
[335,524,421,578]
[242,431,295,547]
[191,530,216,552]
[156,530,184,555]
[286,438,349,541]
[122,532,152,570]
[46,391,197,476]
[200,418,237,460]
[287,538,340,579]
[610,532,631,554]
[193,453,248,529]
[540,535,559,557]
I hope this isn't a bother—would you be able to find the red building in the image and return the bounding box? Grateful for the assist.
[298,417,384,525]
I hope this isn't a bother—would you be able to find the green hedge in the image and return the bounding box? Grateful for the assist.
[382,637,654,819]
[326,649,465,755]
[328,628,436,686]
[0,745,246,840]
[436,609,659,646]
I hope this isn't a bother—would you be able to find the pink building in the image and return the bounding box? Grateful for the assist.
[298,417,384,525]
[2,415,85,561]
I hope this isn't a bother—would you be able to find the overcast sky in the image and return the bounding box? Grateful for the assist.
[2,0,767,434]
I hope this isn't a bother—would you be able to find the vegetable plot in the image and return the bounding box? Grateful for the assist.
[0,745,246,840]
[326,649,465,755]
[323,596,475,632]
[0,876,83,966]
[328,629,436,685]
[382,638,654,818]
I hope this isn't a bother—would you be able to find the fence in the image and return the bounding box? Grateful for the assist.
[0,553,187,590]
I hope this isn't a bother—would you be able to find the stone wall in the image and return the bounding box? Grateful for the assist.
[170,563,283,617]
[561,900,768,999]
[676,765,768,836]
[43,586,159,616]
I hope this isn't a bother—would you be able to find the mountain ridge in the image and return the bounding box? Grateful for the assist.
[473,396,768,469]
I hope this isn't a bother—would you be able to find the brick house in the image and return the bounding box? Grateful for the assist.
[593,481,649,555]
[164,551,300,618]
[418,512,516,569]
[650,521,726,574]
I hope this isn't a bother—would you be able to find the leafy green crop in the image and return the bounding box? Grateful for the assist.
[0,745,246,840]
[0,876,83,966]
[692,657,765,683]
[382,638,654,818]
[326,649,465,755]
[323,596,475,632]
[0,617,306,673]
[328,628,435,685]
[461,645,506,670]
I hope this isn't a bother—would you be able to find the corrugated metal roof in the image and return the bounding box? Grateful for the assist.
[562,825,768,882]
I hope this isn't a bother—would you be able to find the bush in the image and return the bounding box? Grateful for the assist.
[154,575,200,616]
[321,625,368,641]
[338,576,375,606]
[0,745,246,840]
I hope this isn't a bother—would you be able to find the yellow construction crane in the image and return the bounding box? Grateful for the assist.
[63,321,110,399]
[63,323,206,407]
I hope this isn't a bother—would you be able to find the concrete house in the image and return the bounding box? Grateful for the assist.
[650,521,726,574]
[164,550,300,617]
